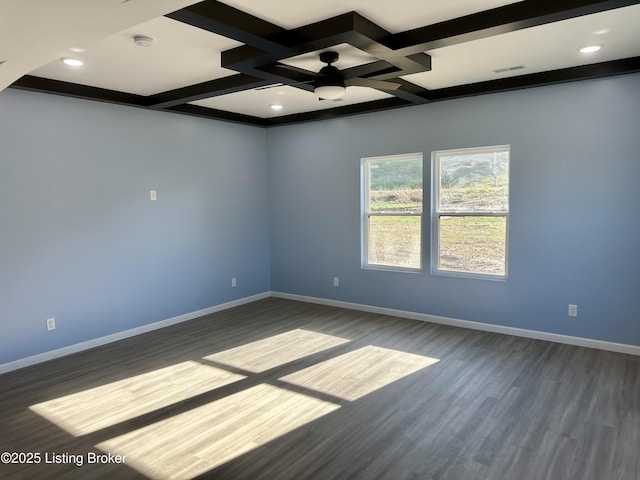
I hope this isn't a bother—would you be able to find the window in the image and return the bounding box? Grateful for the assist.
[432,146,509,278]
[362,153,423,271]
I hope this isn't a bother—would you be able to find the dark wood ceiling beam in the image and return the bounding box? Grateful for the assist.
[165,6,435,107]
[345,32,431,80]
[221,12,429,78]
[10,75,149,106]
[387,0,640,55]
[148,74,271,109]
[220,12,435,105]
[221,13,361,70]
[8,74,268,126]
[264,97,409,126]
[346,14,432,77]
[165,104,267,126]
[11,0,640,127]
[267,56,640,124]
[213,12,433,101]
[166,1,288,55]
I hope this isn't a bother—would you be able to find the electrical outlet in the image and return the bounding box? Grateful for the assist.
[46,317,56,331]
[231,277,237,287]
[568,304,578,317]
[333,277,340,287]
[150,190,157,201]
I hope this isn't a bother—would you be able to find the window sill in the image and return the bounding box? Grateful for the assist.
[363,264,422,274]
[431,269,507,281]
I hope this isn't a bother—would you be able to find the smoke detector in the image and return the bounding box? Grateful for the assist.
[133,35,154,47]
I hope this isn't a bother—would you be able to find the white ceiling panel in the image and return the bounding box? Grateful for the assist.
[402,4,640,90]
[192,85,393,118]
[219,0,523,32]
[2,1,638,125]
[0,0,200,91]
[29,17,242,96]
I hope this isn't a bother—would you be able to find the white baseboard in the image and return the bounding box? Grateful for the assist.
[3,289,638,375]
[0,292,271,375]
[271,291,640,356]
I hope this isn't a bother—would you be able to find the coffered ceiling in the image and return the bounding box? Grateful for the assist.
[3,0,640,126]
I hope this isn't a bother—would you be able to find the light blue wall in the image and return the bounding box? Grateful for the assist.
[0,89,270,364]
[267,73,640,346]
[3,73,640,366]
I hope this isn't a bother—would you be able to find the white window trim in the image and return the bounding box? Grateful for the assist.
[431,145,510,280]
[362,153,423,272]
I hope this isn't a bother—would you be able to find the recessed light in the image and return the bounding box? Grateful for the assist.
[270,104,283,111]
[61,57,84,66]
[578,45,602,54]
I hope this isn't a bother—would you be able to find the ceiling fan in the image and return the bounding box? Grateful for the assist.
[276,51,401,101]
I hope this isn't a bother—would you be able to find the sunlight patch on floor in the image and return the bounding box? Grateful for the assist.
[280,345,439,401]
[203,328,350,372]
[29,361,245,436]
[97,383,340,480]
[28,330,437,478]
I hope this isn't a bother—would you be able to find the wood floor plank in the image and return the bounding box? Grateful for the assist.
[1,297,639,479]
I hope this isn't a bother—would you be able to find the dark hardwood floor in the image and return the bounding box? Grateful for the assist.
[1,297,639,479]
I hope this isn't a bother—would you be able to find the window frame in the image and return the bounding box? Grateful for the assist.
[361,153,424,273]
[431,145,510,280]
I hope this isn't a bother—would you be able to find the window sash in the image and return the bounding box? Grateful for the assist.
[364,214,422,270]
[362,153,423,271]
[432,146,509,279]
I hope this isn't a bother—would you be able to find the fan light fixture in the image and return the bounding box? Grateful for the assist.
[314,85,346,100]
[295,51,398,100]
[314,51,346,100]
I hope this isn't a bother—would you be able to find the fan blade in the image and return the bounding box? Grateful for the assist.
[254,83,285,91]
[254,80,313,92]
[346,78,401,91]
